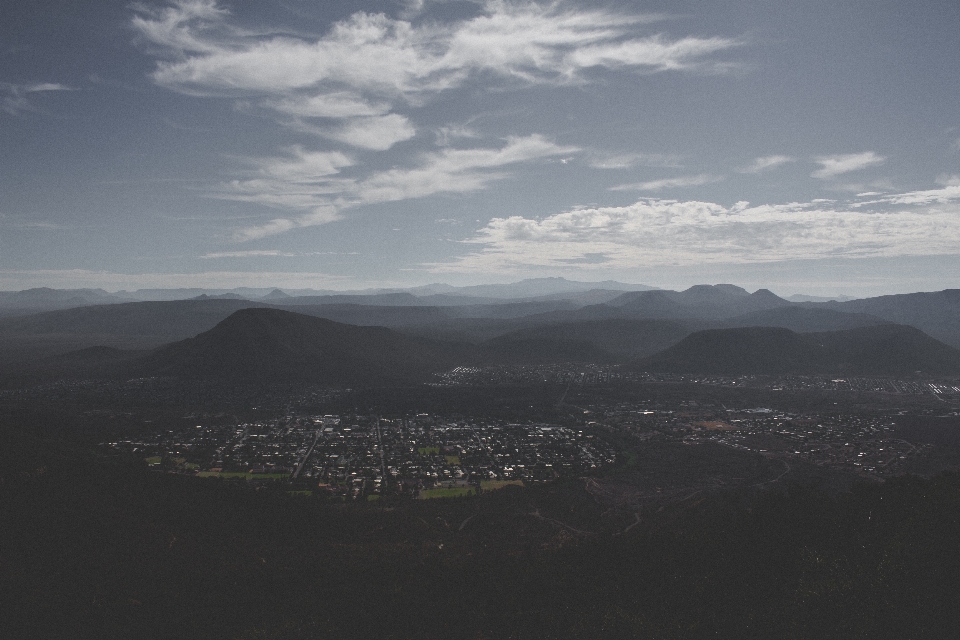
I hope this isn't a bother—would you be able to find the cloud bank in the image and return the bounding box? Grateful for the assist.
[432,188,960,273]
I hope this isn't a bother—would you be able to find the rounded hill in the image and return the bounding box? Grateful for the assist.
[139,308,471,385]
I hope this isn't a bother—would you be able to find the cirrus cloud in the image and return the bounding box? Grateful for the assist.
[226,134,578,241]
[132,1,743,149]
[1,81,74,115]
[136,2,741,93]
[200,249,296,258]
[737,155,794,174]
[611,173,723,191]
[812,151,886,179]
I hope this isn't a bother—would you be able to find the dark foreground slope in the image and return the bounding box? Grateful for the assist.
[138,308,473,385]
[636,324,960,375]
[3,428,959,640]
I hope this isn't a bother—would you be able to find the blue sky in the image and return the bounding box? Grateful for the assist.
[1,0,958,296]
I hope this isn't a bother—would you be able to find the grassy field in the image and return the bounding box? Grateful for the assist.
[419,487,475,499]
[480,480,524,491]
[144,456,161,465]
[444,455,461,465]
[418,447,440,455]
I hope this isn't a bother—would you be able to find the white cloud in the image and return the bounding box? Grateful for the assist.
[324,114,416,150]
[737,155,793,174]
[430,193,960,273]
[132,2,741,122]
[200,250,296,258]
[130,0,230,55]
[611,173,722,191]
[587,152,682,170]
[264,92,390,118]
[128,2,743,239]
[227,134,576,241]
[870,184,960,206]
[231,208,342,242]
[811,152,885,179]
[829,178,896,194]
[351,134,578,204]
[1,81,74,115]
[251,146,353,181]
[563,35,739,75]
[435,124,480,146]
[0,213,71,230]
[210,144,352,211]
[936,173,960,187]
[25,83,73,92]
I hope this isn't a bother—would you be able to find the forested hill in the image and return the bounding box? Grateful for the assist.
[635,324,960,376]
[137,307,474,385]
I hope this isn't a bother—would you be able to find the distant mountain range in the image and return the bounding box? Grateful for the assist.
[604,285,792,320]
[0,278,652,316]
[0,287,133,316]
[786,294,859,303]
[2,282,959,386]
[0,279,869,313]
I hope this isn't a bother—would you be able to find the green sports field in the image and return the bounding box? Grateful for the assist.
[418,487,475,499]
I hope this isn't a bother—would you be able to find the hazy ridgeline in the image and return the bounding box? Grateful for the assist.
[2,282,959,387]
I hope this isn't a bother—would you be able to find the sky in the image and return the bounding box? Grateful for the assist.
[1,0,958,297]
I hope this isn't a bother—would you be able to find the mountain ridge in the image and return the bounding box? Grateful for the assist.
[635,324,960,376]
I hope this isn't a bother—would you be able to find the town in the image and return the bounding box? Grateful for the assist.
[590,400,932,478]
[103,413,618,499]
[102,389,952,501]
[433,363,960,397]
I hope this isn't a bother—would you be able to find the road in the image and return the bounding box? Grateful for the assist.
[375,417,387,482]
[754,459,791,486]
[293,429,320,479]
